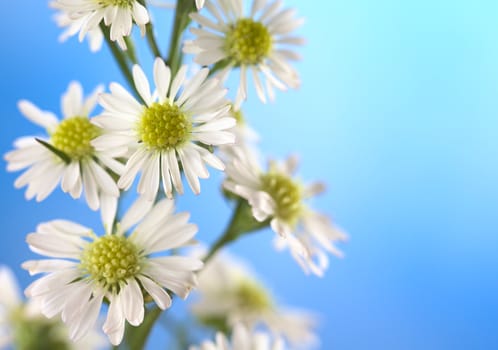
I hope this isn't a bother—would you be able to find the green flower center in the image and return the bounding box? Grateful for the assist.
[260,171,302,225]
[80,235,141,289]
[51,116,100,160]
[225,18,272,66]
[234,279,272,312]
[138,102,191,150]
[99,0,133,7]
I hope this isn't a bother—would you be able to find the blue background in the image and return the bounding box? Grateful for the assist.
[1,0,498,349]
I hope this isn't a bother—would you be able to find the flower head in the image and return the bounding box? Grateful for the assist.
[184,0,304,104]
[92,58,235,200]
[52,0,149,50]
[224,146,347,276]
[23,197,203,345]
[192,252,318,347]
[4,82,122,216]
[190,323,285,350]
[0,266,103,349]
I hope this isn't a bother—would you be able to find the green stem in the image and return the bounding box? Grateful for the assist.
[99,23,141,101]
[125,307,162,350]
[166,0,195,76]
[207,58,232,77]
[204,199,269,263]
[145,22,162,58]
[138,0,162,58]
[124,36,139,64]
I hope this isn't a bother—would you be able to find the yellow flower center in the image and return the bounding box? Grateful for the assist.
[260,171,302,226]
[138,102,191,150]
[225,18,272,66]
[80,235,142,289]
[51,116,100,160]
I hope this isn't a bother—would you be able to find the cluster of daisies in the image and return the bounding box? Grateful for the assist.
[4,0,346,348]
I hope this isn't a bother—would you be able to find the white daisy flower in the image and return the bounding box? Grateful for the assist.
[4,82,122,217]
[190,323,285,350]
[22,196,204,346]
[92,57,235,200]
[52,0,150,50]
[0,266,104,349]
[224,147,347,276]
[192,252,318,347]
[52,8,104,52]
[184,0,304,104]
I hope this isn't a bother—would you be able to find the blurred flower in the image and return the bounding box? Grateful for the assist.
[23,197,203,345]
[191,252,318,347]
[52,0,149,50]
[224,147,347,276]
[4,82,122,217]
[190,323,285,350]
[52,9,104,52]
[184,0,304,104]
[92,58,235,200]
[0,266,104,349]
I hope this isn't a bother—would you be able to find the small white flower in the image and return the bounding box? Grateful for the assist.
[0,266,104,349]
[22,197,204,345]
[190,323,285,350]
[92,58,235,200]
[52,0,150,50]
[192,252,318,347]
[52,9,104,52]
[224,147,347,276]
[184,0,304,104]
[4,82,122,216]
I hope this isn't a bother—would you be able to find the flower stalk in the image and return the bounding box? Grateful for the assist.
[166,0,195,76]
[204,198,270,263]
[99,23,142,102]
[138,0,162,58]
[123,306,163,350]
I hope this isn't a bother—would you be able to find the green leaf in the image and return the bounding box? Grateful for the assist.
[35,138,71,164]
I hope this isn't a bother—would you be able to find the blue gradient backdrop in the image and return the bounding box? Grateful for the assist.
[2,1,498,349]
